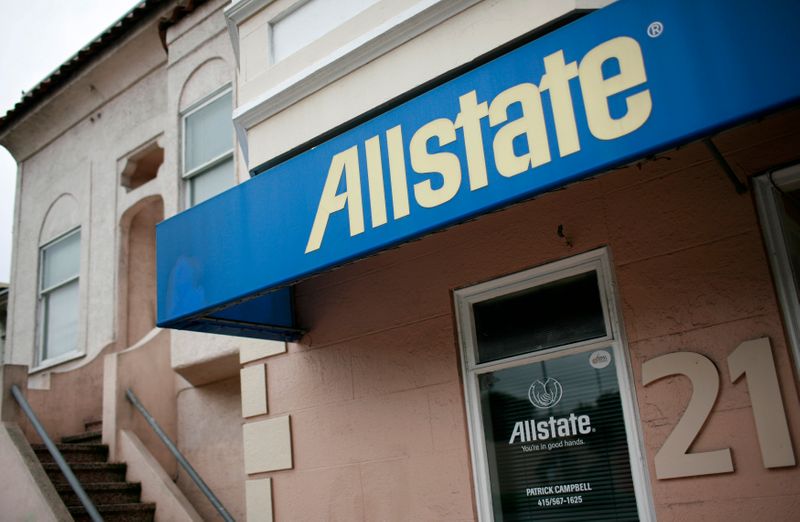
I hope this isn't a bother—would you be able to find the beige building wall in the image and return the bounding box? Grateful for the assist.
[0,0,262,378]
[0,0,250,516]
[0,423,72,521]
[3,19,168,378]
[176,375,246,521]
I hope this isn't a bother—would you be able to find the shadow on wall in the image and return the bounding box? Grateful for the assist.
[119,196,163,348]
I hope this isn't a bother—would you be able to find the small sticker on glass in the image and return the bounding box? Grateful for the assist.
[589,350,611,369]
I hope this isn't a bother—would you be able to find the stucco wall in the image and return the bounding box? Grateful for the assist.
[176,375,246,521]
[3,20,169,376]
[0,2,249,518]
[102,330,178,476]
[253,107,800,520]
[3,0,246,382]
[21,342,112,443]
[0,423,72,521]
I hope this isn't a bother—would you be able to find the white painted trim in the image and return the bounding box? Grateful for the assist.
[30,350,85,375]
[180,84,234,118]
[754,168,800,376]
[231,0,482,136]
[454,247,655,521]
[224,0,278,65]
[182,151,234,181]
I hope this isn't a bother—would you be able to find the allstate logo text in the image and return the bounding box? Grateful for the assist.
[510,377,593,444]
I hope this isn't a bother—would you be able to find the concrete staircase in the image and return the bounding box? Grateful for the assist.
[32,421,156,521]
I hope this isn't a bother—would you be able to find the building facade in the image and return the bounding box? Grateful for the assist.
[0,1,254,519]
[1,0,800,521]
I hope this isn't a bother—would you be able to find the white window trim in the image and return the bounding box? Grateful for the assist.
[754,165,800,375]
[454,247,655,522]
[181,85,236,207]
[33,227,84,372]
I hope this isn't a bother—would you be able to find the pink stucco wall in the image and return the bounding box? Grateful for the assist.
[262,107,800,520]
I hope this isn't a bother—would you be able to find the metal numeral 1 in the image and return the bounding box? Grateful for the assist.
[728,337,796,469]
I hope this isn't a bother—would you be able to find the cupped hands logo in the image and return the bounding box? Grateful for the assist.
[528,378,563,409]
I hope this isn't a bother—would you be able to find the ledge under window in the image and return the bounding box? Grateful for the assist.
[30,349,86,374]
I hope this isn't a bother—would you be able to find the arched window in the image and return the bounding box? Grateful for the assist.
[37,193,81,367]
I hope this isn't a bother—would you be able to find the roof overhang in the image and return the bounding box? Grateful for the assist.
[0,0,209,138]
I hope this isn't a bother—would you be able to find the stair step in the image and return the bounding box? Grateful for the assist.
[70,502,155,522]
[33,443,109,464]
[57,481,142,507]
[42,462,127,485]
[62,430,102,444]
[84,419,103,433]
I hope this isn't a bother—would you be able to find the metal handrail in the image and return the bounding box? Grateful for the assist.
[10,384,103,522]
[125,388,235,522]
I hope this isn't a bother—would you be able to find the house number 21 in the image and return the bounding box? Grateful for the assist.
[642,337,796,479]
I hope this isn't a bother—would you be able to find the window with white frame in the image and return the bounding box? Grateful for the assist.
[455,249,654,521]
[754,165,800,374]
[182,88,235,207]
[39,228,81,364]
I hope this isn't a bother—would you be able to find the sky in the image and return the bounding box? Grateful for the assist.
[0,0,141,284]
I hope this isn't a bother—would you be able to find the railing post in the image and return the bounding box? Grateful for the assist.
[10,384,103,522]
[126,388,236,522]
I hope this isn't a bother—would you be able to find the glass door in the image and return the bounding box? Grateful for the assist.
[455,248,654,521]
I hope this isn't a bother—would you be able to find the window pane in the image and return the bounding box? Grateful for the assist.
[43,280,79,360]
[185,91,233,172]
[41,231,80,290]
[780,190,800,297]
[190,158,234,206]
[478,349,639,521]
[473,271,606,363]
[272,0,380,62]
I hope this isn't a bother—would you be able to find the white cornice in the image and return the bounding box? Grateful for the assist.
[224,0,277,66]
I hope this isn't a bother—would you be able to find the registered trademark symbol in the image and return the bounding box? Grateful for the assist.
[647,21,664,38]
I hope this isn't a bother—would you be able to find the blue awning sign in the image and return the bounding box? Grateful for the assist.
[306,36,651,254]
[157,0,800,340]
